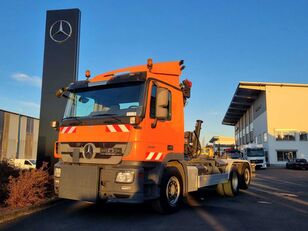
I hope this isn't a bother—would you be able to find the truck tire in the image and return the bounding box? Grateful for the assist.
[96,198,107,205]
[239,166,251,190]
[151,167,183,214]
[217,169,239,197]
[216,183,225,196]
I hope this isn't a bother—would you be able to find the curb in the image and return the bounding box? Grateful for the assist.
[0,197,60,224]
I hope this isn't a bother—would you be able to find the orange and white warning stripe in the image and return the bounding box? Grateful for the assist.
[60,126,77,134]
[106,124,131,133]
[145,152,163,161]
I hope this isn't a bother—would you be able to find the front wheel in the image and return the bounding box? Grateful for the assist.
[151,167,183,214]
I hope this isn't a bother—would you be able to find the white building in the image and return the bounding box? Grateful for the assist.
[223,82,308,166]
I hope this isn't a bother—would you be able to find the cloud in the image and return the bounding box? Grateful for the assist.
[11,72,42,87]
[20,101,40,110]
[19,101,40,118]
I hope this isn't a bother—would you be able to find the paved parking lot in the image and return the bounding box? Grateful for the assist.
[1,168,308,231]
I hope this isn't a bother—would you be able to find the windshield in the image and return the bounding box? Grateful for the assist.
[64,83,145,119]
[227,152,241,159]
[29,160,36,165]
[247,148,265,157]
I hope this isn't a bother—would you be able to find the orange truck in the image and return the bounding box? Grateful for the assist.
[52,59,252,213]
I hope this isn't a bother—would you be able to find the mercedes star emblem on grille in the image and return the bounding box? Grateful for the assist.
[83,143,96,159]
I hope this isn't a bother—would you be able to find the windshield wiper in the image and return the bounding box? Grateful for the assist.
[64,116,82,125]
[92,114,122,123]
[93,113,117,116]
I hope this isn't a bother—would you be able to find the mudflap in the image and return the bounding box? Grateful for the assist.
[59,165,99,202]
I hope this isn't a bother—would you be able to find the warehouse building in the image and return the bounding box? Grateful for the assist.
[222,82,308,166]
[0,109,39,161]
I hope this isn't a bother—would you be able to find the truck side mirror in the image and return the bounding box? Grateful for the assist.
[155,87,169,120]
[50,120,59,130]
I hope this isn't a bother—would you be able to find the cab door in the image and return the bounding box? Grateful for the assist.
[141,80,184,162]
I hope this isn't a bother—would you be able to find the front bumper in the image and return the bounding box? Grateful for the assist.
[54,162,162,203]
[254,162,267,169]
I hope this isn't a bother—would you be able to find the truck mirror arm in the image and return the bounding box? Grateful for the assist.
[151,118,158,128]
[55,87,69,98]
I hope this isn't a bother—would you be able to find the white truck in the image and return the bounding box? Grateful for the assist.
[241,144,267,169]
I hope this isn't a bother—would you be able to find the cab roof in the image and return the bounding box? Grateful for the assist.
[89,60,184,87]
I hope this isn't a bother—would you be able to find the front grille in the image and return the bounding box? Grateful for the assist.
[250,159,263,164]
[59,142,129,163]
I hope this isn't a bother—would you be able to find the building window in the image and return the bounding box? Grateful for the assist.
[235,122,239,132]
[275,131,296,141]
[249,123,253,132]
[264,151,269,163]
[258,134,262,144]
[299,132,308,141]
[249,131,254,143]
[26,118,34,134]
[277,150,297,162]
[263,132,268,143]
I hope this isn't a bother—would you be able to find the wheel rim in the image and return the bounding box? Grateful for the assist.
[166,176,180,206]
[231,172,239,191]
[244,168,250,185]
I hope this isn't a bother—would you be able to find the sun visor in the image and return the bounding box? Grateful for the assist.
[68,72,146,91]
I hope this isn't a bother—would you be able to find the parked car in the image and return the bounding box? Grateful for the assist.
[286,158,308,170]
[8,159,36,170]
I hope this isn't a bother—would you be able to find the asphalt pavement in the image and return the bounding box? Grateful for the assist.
[1,168,307,231]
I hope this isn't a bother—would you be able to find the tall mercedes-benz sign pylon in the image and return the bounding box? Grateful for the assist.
[37,9,81,168]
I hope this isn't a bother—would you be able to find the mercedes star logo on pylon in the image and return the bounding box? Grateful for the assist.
[83,143,95,159]
[49,20,72,43]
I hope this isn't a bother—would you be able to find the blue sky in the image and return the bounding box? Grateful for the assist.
[0,0,307,143]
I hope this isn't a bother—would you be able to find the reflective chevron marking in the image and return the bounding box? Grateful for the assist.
[60,126,76,134]
[145,152,163,161]
[106,124,131,132]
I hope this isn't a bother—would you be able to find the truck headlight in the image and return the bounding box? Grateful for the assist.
[54,167,61,178]
[115,171,135,183]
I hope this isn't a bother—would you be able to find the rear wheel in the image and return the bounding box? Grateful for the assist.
[217,169,239,197]
[239,166,251,190]
[151,167,183,214]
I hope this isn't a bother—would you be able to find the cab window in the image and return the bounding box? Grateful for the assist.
[150,85,157,118]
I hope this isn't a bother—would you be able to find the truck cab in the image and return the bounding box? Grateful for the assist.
[54,61,184,203]
[53,60,252,213]
[242,146,267,169]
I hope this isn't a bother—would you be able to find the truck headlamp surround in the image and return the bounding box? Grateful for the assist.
[54,167,61,178]
[115,170,135,183]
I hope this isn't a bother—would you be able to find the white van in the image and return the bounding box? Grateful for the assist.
[9,159,36,170]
